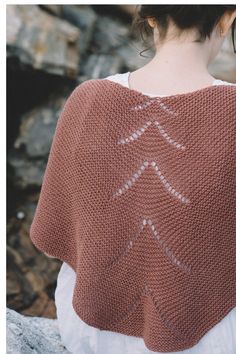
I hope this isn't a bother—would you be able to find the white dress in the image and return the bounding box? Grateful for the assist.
[55,71,236,354]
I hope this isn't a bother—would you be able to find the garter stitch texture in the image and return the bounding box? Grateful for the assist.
[30,78,236,352]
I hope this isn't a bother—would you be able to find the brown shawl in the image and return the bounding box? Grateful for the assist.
[30,78,236,352]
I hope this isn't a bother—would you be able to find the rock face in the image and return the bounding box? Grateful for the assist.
[7,197,61,318]
[8,88,72,189]
[7,308,71,354]
[6,5,80,78]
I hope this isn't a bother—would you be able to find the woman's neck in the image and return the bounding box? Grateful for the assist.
[129,41,217,95]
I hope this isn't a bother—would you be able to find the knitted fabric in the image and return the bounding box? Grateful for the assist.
[30,78,236,352]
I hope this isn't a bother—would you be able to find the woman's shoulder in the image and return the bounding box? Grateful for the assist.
[68,73,129,102]
[66,77,108,106]
[74,74,236,93]
[102,72,130,87]
[214,78,236,86]
[73,73,127,94]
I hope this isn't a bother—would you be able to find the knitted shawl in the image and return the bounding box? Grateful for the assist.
[30,78,236,352]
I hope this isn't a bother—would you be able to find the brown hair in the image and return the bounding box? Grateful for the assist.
[131,5,236,56]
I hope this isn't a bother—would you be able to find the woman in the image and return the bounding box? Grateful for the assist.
[30,5,236,354]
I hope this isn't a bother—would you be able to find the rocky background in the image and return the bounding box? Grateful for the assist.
[7,4,236,323]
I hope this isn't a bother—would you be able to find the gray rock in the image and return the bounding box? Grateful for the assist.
[13,94,67,158]
[118,5,136,16]
[7,308,71,353]
[39,5,63,16]
[116,39,153,71]
[8,88,73,189]
[81,53,123,79]
[7,245,36,310]
[8,152,46,189]
[7,202,61,316]
[6,5,80,78]
[92,15,129,53]
[61,5,97,57]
